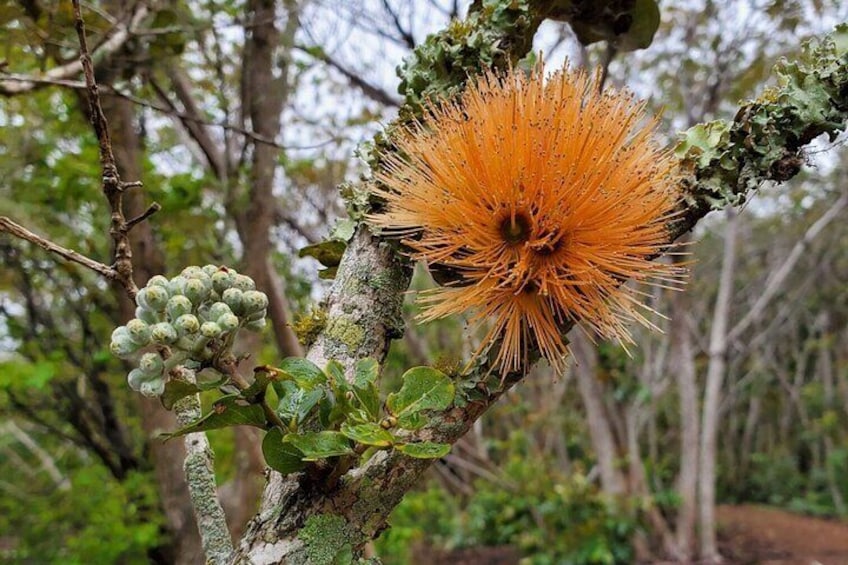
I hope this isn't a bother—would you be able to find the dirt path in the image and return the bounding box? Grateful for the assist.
[718,504,848,564]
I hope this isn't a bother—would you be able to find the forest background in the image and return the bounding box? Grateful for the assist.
[1,0,848,563]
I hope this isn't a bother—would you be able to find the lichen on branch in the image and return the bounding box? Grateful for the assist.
[674,25,848,232]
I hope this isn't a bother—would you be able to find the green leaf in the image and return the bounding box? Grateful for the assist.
[396,442,451,459]
[161,395,267,439]
[276,357,326,391]
[240,368,275,403]
[276,381,325,428]
[352,358,381,421]
[317,266,338,280]
[340,422,395,447]
[161,380,201,411]
[262,428,305,475]
[614,0,660,51]
[330,218,356,242]
[551,0,660,52]
[299,240,347,268]
[353,358,379,388]
[325,360,347,387]
[386,367,454,429]
[283,431,353,461]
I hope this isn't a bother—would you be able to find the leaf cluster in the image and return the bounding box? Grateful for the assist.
[164,356,456,476]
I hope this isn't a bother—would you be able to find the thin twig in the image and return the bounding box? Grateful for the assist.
[0,74,336,151]
[0,216,118,281]
[0,5,149,96]
[215,356,289,432]
[72,0,141,298]
[126,202,162,230]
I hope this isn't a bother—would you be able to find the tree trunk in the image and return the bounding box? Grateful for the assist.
[699,207,738,562]
[670,233,699,560]
[571,329,627,495]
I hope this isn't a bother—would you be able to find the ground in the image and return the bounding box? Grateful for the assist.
[717,504,848,565]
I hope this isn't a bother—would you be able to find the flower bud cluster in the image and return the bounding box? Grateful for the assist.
[110,266,269,397]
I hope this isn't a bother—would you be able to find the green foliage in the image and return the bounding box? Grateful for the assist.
[376,461,640,565]
[159,347,454,474]
[261,360,455,473]
[724,450,848,518]
[386,366,455,429]
[299,240,347,280]
[0,465,161,563]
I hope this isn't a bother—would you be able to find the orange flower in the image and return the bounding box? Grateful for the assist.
[369,63,681,374]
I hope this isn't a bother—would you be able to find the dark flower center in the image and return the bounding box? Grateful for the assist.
[498,211,532,244]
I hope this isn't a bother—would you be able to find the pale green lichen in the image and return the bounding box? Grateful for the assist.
[345,0,542,219]
[293,308,329,348]
[395,0,537,116]
[298,514,354,565]
[325,317,366,351]
[675,25,848,216]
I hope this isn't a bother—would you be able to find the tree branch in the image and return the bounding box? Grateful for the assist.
[172,368,234,564]
[297,44,402,107]
[0,3,149,96]
[72,0,147,299]
[727,189,848,343]
[0,216,119,280]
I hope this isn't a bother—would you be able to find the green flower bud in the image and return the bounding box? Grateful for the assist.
[232,274,256,291]
[246,308,267,323]
[128,368,151,391]
[201,264,219,276]
[200,322,223,338]
[242,290,269,315]
[222,288,244,316]
[112,325,130,342]
[212,269,236,293]
[183,278,210,304]
[138,352,164,375]
[140,379,165,397]
[174,314,200,336]
[126,319,151,346]
[143,286,170,311]
[150,322,178,344]
[135,288,150,310]
[167,276,188,297]
[110,335,139,358]
[166,296,193,320]
[175,336,196,351]
[207,302,233,321]
[180,266,205,279]
[245,318,266,332]
[218,313,240,332]
[135,306,160,325]
[146,275,169,288]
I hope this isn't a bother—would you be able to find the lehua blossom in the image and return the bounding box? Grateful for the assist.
[369,63,683,375]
